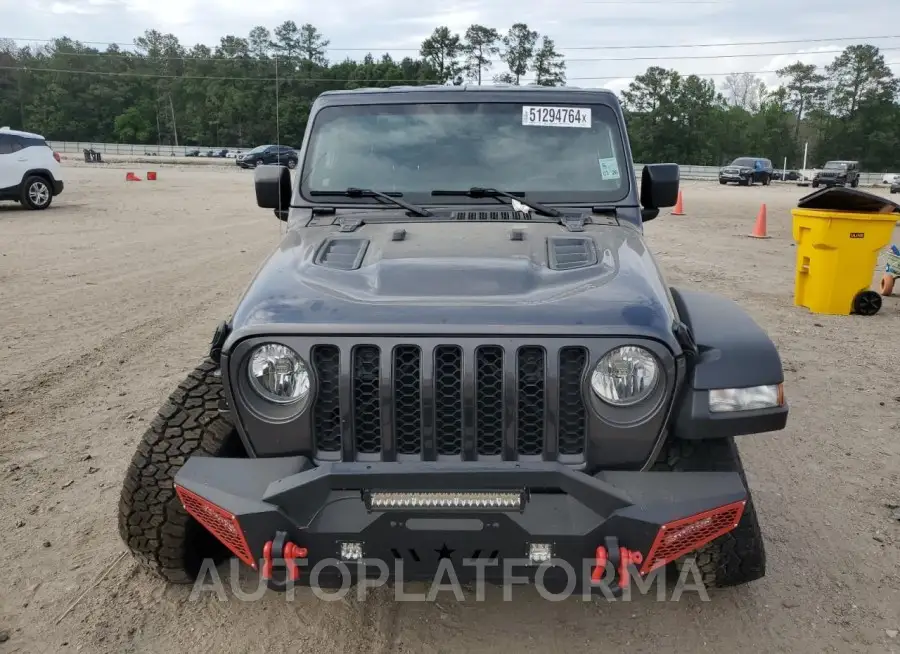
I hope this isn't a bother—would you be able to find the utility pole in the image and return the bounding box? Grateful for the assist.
[168,93,178,147]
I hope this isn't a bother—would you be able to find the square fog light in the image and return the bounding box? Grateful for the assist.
[339,541,363,561]
[528,542,553,564]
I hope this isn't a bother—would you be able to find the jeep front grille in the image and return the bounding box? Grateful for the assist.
[310,339,590,462]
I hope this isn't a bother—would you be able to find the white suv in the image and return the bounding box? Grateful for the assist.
[0,127,65,210]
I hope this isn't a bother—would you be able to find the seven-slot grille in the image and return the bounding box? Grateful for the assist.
[311,341,590,462]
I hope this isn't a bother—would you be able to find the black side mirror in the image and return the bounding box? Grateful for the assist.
[640,163,680,221]
[254,164,292,221]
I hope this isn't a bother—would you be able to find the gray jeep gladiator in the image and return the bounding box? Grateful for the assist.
[118,85,788,595]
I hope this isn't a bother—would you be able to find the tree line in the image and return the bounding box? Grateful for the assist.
[1,25,898,170]
[0,23,564,149]
[623,44,900,171]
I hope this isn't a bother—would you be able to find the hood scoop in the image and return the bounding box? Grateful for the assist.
[314,237,369,270]
[547,236,599,271]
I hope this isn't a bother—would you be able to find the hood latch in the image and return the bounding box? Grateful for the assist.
[562,215,587,232]
[338,217,363,232]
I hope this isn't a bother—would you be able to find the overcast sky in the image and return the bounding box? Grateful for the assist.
[3,0,900,95]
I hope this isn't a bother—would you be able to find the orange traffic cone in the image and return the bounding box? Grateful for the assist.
[671,191,685,215]
[147,171,157,181]
[125,171,142,182]
[749,203,770,238]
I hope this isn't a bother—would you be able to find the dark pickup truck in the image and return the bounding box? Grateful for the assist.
[118,85,788,599]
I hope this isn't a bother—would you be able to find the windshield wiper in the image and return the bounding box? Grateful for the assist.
[309,188,433,217]
[431,187,562,217]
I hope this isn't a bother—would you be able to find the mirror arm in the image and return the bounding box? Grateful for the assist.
[274,208,289,221]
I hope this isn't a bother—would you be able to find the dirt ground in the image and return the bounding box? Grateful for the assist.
[1,163,899,654]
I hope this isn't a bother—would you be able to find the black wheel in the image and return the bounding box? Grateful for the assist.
[118,358,245,583]
[255,158,265,167]
[719,180,727,185]
[812,181,819,188]
[651,437,766,588]
[851,178,859,188]
[287,158,297,170]
[20,175,53,210]
[851,290,882,316]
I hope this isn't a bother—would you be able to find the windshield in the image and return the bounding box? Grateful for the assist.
[247,145,267,154]
[299,102,630,205]
[823,161,847,169]
[730,158,757,167]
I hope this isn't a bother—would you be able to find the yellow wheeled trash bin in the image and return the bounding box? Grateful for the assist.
[792,205,898,316]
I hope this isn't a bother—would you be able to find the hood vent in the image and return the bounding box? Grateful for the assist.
[314,237,369,270]
[547,236,599,271]
[451,210,532,221]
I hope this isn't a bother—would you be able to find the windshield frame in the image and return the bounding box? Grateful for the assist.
[729,157,757,168]
[823,161,848,169]
[295,100,633,208]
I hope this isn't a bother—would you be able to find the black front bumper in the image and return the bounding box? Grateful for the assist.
[174,457,747,591]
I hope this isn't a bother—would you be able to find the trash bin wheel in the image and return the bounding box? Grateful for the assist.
[851,290,882,316]
[880,273,895,297]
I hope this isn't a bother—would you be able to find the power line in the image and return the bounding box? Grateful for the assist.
[4,63,897,83]
[2,33,899,52]
[6,46,897,65]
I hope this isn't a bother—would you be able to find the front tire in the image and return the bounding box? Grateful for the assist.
[651,436,766,588]
[21,175,53,210]
[118,358,245,583]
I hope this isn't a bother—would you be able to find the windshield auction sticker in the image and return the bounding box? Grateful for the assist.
[522,106,591,128]
[598,157,620,180]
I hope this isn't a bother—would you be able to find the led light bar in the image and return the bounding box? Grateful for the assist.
[366,491,524,511]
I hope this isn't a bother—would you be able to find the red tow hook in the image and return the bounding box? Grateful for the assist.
[590,543,643,588]
[262,533,308,582]
[617,547,643,589]
[590,546,608,583]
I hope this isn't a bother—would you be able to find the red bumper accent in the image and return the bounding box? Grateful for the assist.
[174,484,256,569]
[640,499,746,575]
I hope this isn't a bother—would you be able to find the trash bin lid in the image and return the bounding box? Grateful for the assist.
[797,186,900,213]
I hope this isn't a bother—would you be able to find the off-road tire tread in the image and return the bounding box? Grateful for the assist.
[117,358,243,583]
[652,436,766,588]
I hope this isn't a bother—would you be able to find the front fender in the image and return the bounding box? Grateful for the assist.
[669,288,788,439]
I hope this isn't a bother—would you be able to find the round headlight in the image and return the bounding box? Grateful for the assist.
[590,346,659,406]
[247,343,310,404]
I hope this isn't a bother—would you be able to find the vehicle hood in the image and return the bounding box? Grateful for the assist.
[228,218,681,347]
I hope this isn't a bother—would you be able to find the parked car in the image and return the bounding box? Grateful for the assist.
[185,149,201,157]
[718,157,773,186]
[117,85,789,598]
[236,144,298,169]
[812,160,859,188]
[882,173,899,185]
[890,178,900,194]
[0,126,64,210]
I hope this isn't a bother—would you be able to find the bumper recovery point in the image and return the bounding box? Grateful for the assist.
[173,457,747,592]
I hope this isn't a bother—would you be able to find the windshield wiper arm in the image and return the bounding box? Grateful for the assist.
[431,187,562,217]
[309,188,433,217]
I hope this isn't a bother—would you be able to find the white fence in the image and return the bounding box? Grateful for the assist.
[47,140,895,186]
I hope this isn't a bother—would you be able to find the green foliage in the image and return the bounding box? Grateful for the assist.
[622,45,900,170]
[498,23,539,85]
[532,37,565,87]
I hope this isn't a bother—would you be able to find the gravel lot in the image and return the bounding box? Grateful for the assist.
[1,164,899,653]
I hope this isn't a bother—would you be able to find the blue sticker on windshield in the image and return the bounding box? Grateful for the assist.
[522,106,591,128]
